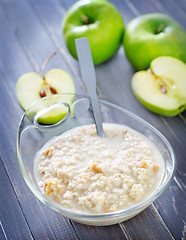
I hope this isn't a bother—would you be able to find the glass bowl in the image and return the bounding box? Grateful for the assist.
[16,93,176,226]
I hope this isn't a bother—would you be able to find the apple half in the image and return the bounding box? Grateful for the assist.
[16,69,75,111]
[16,53,75,124]
[131,56,186,116]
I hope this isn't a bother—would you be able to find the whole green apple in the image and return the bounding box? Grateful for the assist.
[62,0,124,65]
[123,13,186,70]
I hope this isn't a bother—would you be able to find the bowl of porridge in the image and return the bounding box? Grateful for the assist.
[16,93,176,226]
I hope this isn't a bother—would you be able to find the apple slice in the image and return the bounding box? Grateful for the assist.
[16,52,75,124]
[131,56,186,116]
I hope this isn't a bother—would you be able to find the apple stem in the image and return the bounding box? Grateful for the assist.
[81,15,93,25]
[42,52,57,80]
[154,24,164,34]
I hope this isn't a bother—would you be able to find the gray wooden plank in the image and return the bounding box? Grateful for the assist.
[154,177,186,240]
[0,156,33,240]
[120,205,174,240]
[155,0,186,28]
[70,223,128,240]
[0,225,7,240]
[129,0,186,29]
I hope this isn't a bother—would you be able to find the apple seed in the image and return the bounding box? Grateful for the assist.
[160,85,167,94]
[150,68,168,93]
[147,68,152,74]
[50,87,57,94]
[40,89,46,98]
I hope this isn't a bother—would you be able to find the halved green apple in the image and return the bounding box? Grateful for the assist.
[16,52,75,124]
[131,56,186,116]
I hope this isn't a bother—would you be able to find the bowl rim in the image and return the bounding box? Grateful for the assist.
[16,93,176,220]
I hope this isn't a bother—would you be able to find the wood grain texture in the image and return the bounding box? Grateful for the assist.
[154,177,186,240]
[0,156,33,240]
[120,205,174,240]
[0,0,185,239]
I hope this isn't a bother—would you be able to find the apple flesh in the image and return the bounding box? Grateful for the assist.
[131,56,186,116]
[123,13,186,70]
[63,0,124,65]
[16,53,75,124]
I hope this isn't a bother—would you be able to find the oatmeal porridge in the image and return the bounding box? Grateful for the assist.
[34,124,164,214]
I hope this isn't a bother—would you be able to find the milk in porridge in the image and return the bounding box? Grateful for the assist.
[34,124,164,214]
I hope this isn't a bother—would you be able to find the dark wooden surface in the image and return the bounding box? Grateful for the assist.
[0,0,186,239]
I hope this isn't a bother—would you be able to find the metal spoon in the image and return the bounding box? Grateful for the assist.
[75,37,104,137]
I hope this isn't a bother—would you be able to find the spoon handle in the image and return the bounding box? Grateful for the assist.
[75,37,104,137]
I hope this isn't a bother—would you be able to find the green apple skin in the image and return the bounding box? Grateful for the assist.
[134,94,186,117]
[63,0,124,65]
[132,81,186,117]
[123,13,186,70]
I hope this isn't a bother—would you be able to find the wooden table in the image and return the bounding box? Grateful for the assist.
[0,0,185,239]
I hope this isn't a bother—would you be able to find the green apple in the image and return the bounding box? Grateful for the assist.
[131,56,186,116]
[62,0,124,65]
[123,13,186,70]
[16,52,75,124]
